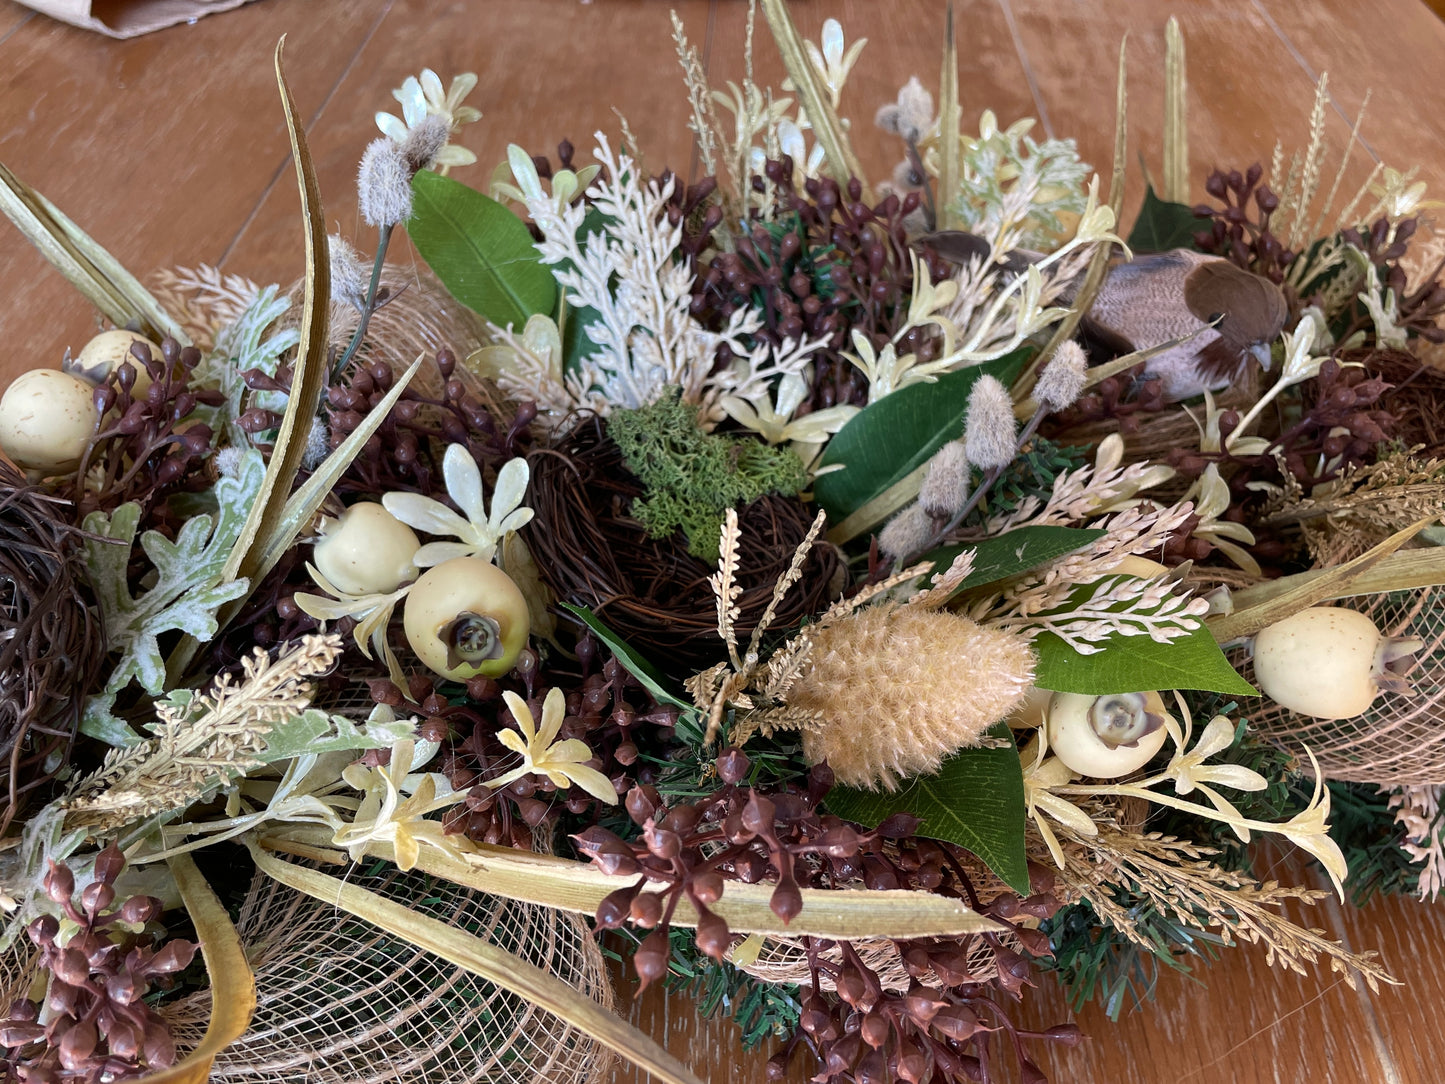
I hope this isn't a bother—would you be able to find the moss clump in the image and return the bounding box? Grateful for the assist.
[607,392,808,561]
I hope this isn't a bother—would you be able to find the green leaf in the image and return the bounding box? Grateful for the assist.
[813,351,1027,524]
[928,526,1105,597]
[409,170,557,329]
[1033,623,1257,696]
[1126,185,1205,253]
[561,604,693,712]
[824,726,1030,894]
[81,452,267,744]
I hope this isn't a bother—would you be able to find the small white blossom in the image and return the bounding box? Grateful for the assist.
[376,69,481,174]
[383,444,532,566]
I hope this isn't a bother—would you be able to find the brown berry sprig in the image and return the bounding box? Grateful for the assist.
[71,338,220,518]
[1193,164,1295,284]
[689,163,943,412]
[0,844,196,1083]
[575,749,1074,1082]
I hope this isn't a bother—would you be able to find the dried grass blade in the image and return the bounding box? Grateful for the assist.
[139,853,254,1083]
[216,36,332,591]
[1162,17,1188,205]
[247,840,704,1084]
[1208,517,1435,642]
[257,826,1003,939]
[759,0,867,194]
[936,3,960,230]
[826,462,928,546]
[165,37,332,684]
[0,161,189,346]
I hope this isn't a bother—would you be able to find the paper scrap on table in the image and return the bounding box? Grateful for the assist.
[14,0,261,39]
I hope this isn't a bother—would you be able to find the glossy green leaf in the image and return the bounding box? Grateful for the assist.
[1126,184,1205,253]
[824,726,1030,894]
[928,526,1105,598]
[813,351,1027,524]
[409,170,557,330]
[561,604,692,711]
[1033,623,1257,696]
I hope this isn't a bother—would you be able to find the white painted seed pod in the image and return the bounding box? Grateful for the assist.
[314,501,421,596]
[1045,690,1171,778]
[0,369,100,475]
[1252,607,1423,720]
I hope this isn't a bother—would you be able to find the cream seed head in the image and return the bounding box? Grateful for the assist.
[964,375,1017,470]
[919,441,971,518]
[1034,341,1089,413]
[358,138,414,228]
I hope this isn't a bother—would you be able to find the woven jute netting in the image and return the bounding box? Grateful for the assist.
[1239,589,1445,785]
[162,860,615,1084]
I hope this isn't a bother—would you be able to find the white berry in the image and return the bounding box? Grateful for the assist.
[313,502,420,596]
[1045,690,1171,778]
[0,369,100,475]
[1252,607,1421,720]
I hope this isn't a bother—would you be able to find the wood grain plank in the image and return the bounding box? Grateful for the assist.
[220,0,717,288]
[1006,0,1404,240]
[1251,0,1445,193]
[0,0,378,385]
[0,3,32,43]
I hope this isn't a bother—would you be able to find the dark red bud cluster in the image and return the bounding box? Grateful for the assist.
[0,844,195,1081]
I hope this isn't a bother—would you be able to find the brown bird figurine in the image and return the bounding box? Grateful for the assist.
[1085,249,1288,401]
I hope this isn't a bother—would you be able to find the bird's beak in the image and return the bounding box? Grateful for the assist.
[1248,341,1273,372]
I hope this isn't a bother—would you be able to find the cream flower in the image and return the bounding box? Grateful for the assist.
[333,739,468,872]
[490,144,600,216]
[721,372,858,446]
[1020,736,1099,869]
[383,444,532,567]
[487,689,618,804]
[376,69,481,173]
[293,564,409,685]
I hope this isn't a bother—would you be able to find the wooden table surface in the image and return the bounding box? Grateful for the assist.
[3,1,1445,1081]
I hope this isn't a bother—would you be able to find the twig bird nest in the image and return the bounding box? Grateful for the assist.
[0,461,105,833]
[526,416,841,669]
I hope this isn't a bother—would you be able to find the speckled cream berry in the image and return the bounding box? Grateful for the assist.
[1252,607,1423,720]
[67,329,160,397]
[313,501,420,596]
[403,556,530,680]
[0,369,101,475]
[1045,690,1171,778]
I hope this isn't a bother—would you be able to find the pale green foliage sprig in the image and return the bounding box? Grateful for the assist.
[189,285,300,448]
[80,449,266,745]
[944,112,1090,250]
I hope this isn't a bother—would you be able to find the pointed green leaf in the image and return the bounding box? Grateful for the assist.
[1033,623,1257,696]
[928,526,1106,597]
[409,170,557,329]
[813,351,1027,525]
[824,726,1030,894]
[1126,185,1205,253]
[560,604,693,712]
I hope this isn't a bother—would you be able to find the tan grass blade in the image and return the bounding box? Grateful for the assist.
[258,825,1003,940]
[138,853,255,1083]
[1162,17,1188,204]
[1208,518,1435,642]
[0,161,189,346]
[759,0,867,194]
[936,3,960,230]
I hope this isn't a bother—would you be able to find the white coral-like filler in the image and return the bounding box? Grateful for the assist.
[513,133,825,428]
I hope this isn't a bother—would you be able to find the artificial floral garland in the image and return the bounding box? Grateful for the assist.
[0,2,1442,1082]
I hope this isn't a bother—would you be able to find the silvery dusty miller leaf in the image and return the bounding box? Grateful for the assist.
[81,451,266,745]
